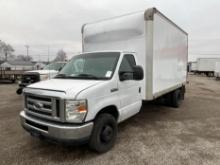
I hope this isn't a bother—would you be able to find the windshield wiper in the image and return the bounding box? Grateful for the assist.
[55,74,67,78]
[75,73,100,79]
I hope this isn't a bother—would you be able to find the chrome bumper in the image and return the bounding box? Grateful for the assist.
[20,111,93,142]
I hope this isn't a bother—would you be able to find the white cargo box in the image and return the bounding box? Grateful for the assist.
[82,8,188,100]
[197,58,220,72]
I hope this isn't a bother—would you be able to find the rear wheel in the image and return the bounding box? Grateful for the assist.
[89,113,118,153]
[169,89,182,108]
[171,89,182,108]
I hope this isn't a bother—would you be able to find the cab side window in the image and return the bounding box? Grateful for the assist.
[119,54,136,80]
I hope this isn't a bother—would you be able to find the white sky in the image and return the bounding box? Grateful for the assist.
[0,0,220,61]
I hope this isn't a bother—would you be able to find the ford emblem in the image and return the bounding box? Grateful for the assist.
[33,102,43,110]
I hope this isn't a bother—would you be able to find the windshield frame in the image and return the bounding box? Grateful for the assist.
[55,52,120,80]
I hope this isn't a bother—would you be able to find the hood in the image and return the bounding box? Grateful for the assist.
[27,70,58,75]
[27,78,102,96]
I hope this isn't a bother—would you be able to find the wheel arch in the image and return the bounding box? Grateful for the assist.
[95,105,119,121]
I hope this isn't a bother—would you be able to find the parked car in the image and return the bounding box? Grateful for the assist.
[16,62,66,94]
[20,8,188,153]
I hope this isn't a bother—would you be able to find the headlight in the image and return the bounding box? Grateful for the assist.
[65,100,87,123]
[40,74,49,81]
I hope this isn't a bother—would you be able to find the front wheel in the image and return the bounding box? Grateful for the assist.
[16,88,23,95]
[89,113,118,153]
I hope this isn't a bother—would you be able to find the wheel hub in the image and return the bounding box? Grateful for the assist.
[100,125,113,143]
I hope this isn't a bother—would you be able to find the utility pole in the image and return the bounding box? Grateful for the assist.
[47,45,50,64]
[25,45,29,56]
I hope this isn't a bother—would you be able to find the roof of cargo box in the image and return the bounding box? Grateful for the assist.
[77,50,136,54]
[81,7,188,36]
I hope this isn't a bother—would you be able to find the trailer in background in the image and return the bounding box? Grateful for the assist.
[0,60,34,83]
[196,58,220,77]
[0,69,24,83]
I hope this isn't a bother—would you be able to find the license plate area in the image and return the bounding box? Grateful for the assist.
[25,119,48,132]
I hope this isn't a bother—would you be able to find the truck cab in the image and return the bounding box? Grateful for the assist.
[17,62,66,95]
[20,51,144,153]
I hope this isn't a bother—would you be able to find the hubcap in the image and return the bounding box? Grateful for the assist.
[100,125,114,143]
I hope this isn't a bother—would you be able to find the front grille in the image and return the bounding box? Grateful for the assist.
[21,73,40,84]
[25,94,60,121]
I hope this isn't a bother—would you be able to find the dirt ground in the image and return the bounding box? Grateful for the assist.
[0,75,220,165]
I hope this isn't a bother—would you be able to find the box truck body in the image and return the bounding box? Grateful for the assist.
[82,8,188,100]
[20,8,188,153]
[197,58,220,76]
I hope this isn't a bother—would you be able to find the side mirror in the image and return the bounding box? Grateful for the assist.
[133,65,144,81]
[119,65,144,81]
[119,72,132,81]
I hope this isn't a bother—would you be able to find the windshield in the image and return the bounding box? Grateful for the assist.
[44,63,65,71]
[56,52,120,80]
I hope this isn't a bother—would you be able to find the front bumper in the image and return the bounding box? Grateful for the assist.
[20,111,93,143]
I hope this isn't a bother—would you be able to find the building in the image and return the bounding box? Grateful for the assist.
[0,60,34,70]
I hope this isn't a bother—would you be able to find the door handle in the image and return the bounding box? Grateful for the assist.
[139,87,141,93]
[111,88,119,93]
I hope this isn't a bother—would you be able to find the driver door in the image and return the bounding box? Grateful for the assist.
[118,54,142,122]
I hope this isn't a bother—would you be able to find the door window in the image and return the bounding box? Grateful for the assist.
[119,54,136,80]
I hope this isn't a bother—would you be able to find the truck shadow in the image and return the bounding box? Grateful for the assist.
[118,101,176,130]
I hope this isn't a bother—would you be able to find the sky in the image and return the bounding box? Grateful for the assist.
[0,0,220,61]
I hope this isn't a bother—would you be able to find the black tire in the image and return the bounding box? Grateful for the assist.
[170,89,182,108]
[181,86,185,100]
[16,88,23,95]
[89,113,118,153]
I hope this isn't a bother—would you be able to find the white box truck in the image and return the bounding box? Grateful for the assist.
[197,58,220,77]
[215,62,220,79]
[20,8,188,153]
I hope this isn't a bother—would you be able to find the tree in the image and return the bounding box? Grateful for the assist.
[16,55,33,61]
[54,49,67,62]
[7,54,16,61]
[0,40,14,61]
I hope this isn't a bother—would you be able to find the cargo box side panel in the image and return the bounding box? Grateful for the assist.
[197,58,220,72]
[152,13,188,97]
[82,12,147,98]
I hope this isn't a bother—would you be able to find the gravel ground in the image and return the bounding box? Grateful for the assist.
[0,75,220,165]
